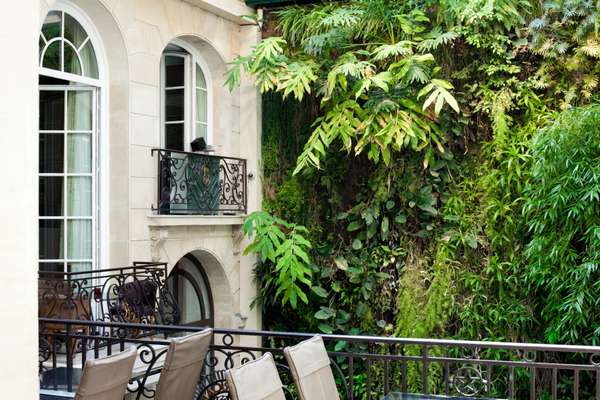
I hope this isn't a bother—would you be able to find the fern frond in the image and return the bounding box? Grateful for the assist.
[579,38,600,58]
[371,41,414,62]
[417,28,458,52]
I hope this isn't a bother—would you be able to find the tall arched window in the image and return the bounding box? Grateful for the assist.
[161,42,210,151]
[38,8,102,275]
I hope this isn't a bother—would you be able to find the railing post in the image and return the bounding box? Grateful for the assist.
[66,322,73,393]
[422,345,429,395]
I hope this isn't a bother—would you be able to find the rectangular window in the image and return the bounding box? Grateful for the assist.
[161,47,210,151]
[39,87,96,275]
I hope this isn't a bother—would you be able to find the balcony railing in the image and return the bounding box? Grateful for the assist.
[152,149,247,216]
[38,262,180,327]
[39,317,600,400]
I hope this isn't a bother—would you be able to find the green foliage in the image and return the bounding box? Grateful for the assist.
[227,1,460,174]
[243,211,313,308]
[242,4,600,393]
[524,106,600,344]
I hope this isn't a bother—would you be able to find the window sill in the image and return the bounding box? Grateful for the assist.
[147,214,245,227]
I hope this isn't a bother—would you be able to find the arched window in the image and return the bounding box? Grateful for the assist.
[38,8,102,275]
[167,254,213,326]
[39,10,99,79]
[160,42,211,151]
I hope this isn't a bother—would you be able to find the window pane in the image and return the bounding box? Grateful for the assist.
[39,177,64,216]
[42,11,62,41]
[67,133,92,173]
[80,41,99,79]
[39,262,64,278]
[165,89,184,121]
[64,43,82,75]
[68,262,92,273]
[67,91,92,130]
[39,219,64,259]
[39,133,64,173]
[39,36,45,61]
[195,123,207,140]
[67,220,92,259]
[64,13,87,49]
[196,64,207,89]
[67,177,92,216]
[42,41,61,71]
[165,55,185,87]
[196,89,207,123]
[165,123,184,151]
[40,91,64,130]
[182,276,202,323]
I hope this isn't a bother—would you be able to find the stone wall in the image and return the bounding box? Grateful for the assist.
[37,0,262,331]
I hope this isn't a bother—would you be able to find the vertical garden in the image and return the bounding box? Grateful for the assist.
[230,0,600,350]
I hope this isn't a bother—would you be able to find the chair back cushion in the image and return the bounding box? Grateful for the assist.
[75,347,137,400]
[225,353,286,400]
[283,336,340,400]
[155,328,213,400]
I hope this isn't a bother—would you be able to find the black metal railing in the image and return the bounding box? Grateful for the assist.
[39,318,600,400]
[152,149,247,216]
[38,262,180,328]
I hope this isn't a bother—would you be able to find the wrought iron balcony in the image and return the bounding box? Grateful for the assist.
[38,262,180,328]
[152,149,247,216]
[39,317,600,400]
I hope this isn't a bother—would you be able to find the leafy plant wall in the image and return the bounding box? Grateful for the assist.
[234,0,600,351]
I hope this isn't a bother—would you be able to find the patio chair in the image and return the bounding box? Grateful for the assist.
[283,335,340,400]
[154,328,213,400]
[75,347,137,400]
[225,353,286,400]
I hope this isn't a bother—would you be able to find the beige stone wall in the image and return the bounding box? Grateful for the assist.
[38,0,262,330]
[0,0,40,396]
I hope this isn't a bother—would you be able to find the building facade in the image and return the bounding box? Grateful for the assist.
[0,0,262,396]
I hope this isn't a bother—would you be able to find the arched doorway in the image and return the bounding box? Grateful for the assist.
[167,253,214,326]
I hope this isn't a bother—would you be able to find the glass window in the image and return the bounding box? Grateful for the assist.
[39,89,95,274]
[39,11,99,80]
[39,133,64,173]
[161,46,210,151]
[166,255,213,326]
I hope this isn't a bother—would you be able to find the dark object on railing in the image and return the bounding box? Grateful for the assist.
[39,318,600,400]
[38,262,180,328]
[152,148,247,215]
[191,137,208,152]
[116,279,158,322]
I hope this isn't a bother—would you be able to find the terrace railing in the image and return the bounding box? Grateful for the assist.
[38,262,180,328]
[152,149,247,216]
[39,318,600,400]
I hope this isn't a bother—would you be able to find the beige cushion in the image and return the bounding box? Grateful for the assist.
[283,336,340,400]
[225,353,286,400]
[155,328,213,400]
[75,347,137,400]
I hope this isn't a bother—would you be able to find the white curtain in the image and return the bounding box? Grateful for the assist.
[66,90,93,272]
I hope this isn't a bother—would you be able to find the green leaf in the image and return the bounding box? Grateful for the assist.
[318,323,333,334]
[347,221,362,232]
[315,307,336,320]
[395,213,407,224]
[352,238,363,250]
[334,340,347,351]
[311,286,329,298]
[334,256,349,271]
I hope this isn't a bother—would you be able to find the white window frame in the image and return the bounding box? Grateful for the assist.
[38,1,108,271]
[38,85,98,274]
[160,40,213,151]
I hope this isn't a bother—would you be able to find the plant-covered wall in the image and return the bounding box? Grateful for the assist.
[233,0,600,352]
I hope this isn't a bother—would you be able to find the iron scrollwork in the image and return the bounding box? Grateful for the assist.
[155,149,247,215]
